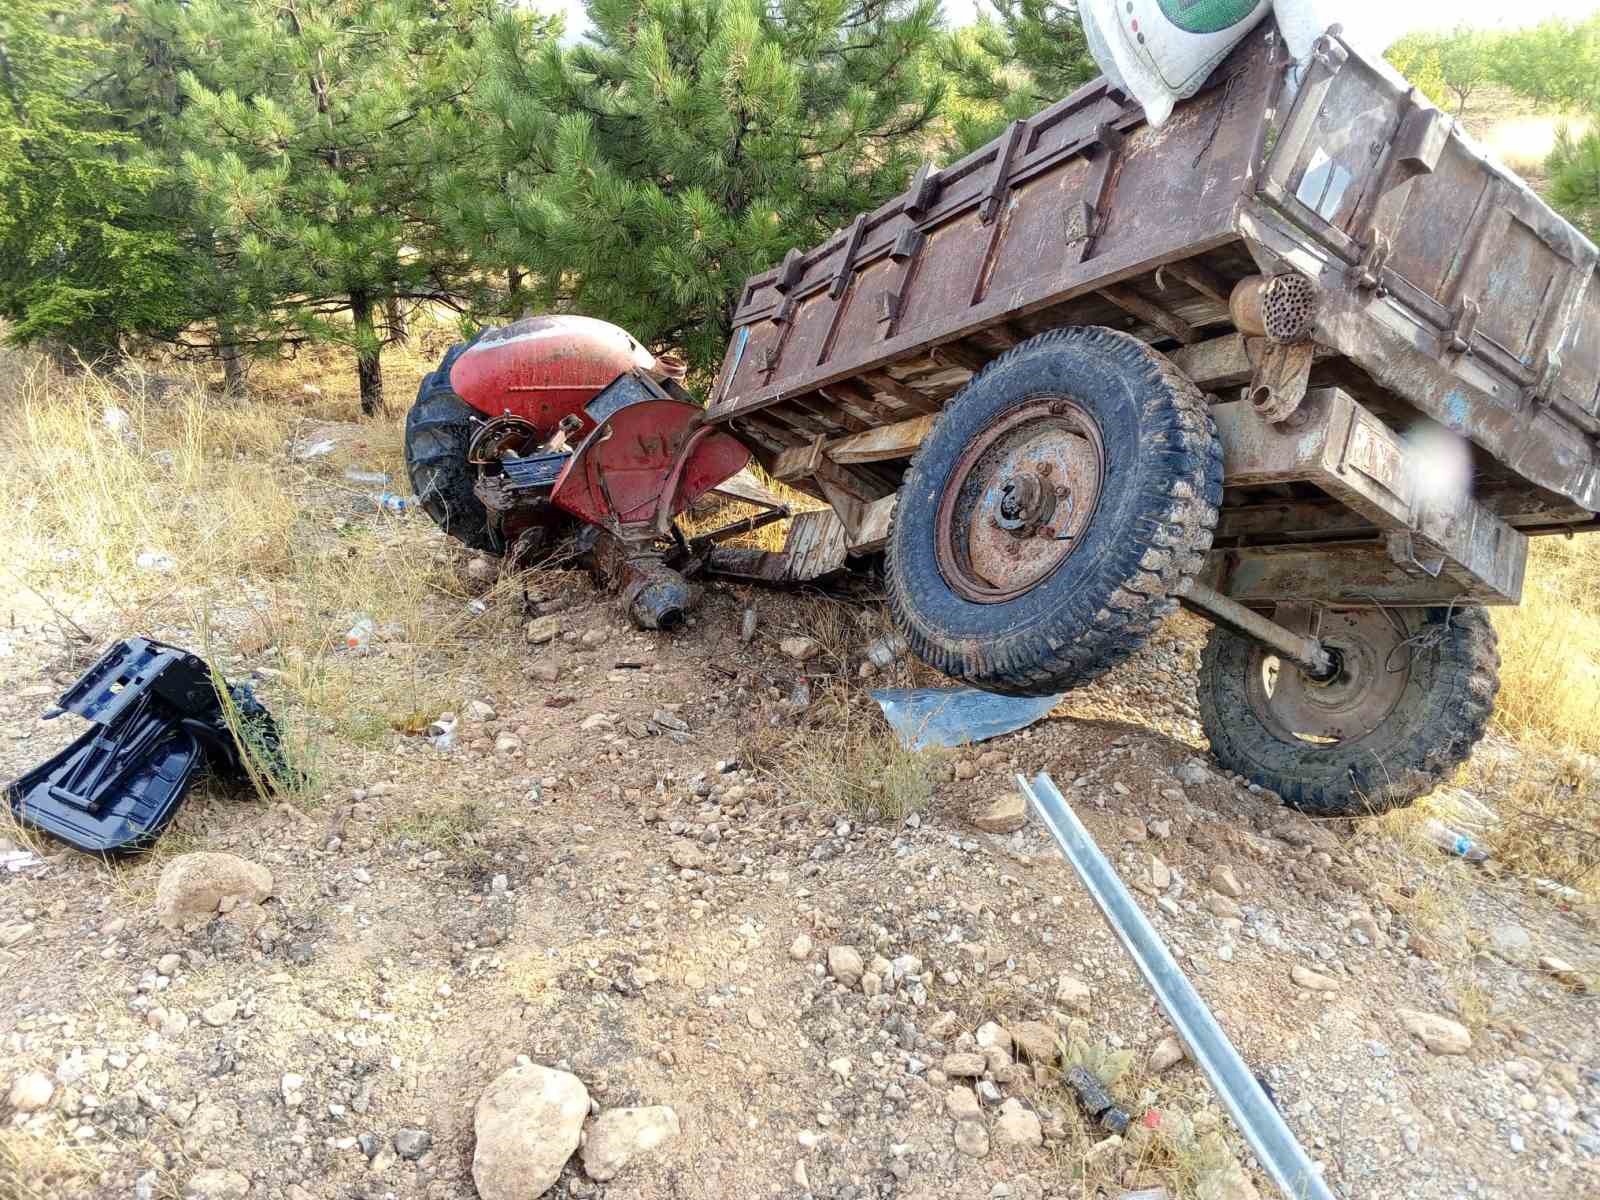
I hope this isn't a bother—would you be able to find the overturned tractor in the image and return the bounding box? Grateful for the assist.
[407,21,1599,819]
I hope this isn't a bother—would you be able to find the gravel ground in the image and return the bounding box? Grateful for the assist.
[3,493,1598,1200]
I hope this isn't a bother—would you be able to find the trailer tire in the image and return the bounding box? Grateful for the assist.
[1196,606,1499,815]
[404,340,498,553]
[885,325,1221,696]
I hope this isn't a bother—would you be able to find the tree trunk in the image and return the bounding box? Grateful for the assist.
[385,296,409,345]
[350,292,385,416]
[218,323,247,394]
[507,268,524,316]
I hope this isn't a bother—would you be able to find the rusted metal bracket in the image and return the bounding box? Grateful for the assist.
[904,162,941,217]
[1245,338,1315,423]
[1063,121,1124,266]
[830,214,868,300]
[979,120,1027,225]
[1350,232,1391,294]
[1446,297,1480,356]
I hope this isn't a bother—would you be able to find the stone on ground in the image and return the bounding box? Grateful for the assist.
[472,1064,590,1200]
[1290,964,1340,992]
[828,945,864,988]
[1397,1009,1472,1055]
[581,1105,681,1181]
[994,1097,1043,1147]
[1149,1035,1186,1072]
[8,1071,54,1112]
[185,1169,251,1200]
[155,853,273,931]
[1009,1020,1058,1064]
[970,791,1026,833]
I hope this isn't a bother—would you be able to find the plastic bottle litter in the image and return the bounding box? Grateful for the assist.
[345,616,376,651]
[373,491,411,514]
[1420,818,1488,863]
[344,468,391,485]
[427,713,458,751]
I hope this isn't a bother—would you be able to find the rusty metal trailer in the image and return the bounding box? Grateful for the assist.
[701,20,1599,815]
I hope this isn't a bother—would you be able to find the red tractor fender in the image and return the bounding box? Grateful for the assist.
[551,398,750,531]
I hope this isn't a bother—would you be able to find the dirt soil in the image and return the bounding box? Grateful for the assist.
[3,429,1598,1200]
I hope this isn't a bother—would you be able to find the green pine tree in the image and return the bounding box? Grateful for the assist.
[937,0,1097,156]
[165,0,500,414]
[1492,16,1600,242]
[461,0,946,376]
[0,0,193,362]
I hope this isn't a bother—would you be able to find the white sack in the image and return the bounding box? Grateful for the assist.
[1083,1,1395,128]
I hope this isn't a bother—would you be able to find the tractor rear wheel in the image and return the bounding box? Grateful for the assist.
[404,341,497,553]
[1196,606,1500,815]
[885,325,1221,696]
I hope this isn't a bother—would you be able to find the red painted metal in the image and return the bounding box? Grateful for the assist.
[551,399,750,528]
[450,314,664,437]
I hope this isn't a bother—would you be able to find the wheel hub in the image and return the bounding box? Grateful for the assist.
[935,397,1105,604]
[991,471,1057,533]
[1249,611,1412,744]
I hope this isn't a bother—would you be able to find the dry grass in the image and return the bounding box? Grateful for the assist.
[759,679,949,822]
[0,333,534,813]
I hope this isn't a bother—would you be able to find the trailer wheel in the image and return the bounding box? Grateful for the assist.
[1196,607,1499,815]
[885,326,1221,696]
[404,341,498,553]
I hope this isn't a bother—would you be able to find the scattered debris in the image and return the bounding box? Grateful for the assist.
[5,638,284,854]
[1065,1065,1131,1135]
[1420,818,1489,862]
[345,616,376,651]
[134,549,177,572]
[343,467,390,485]
[295,438,335,459]
[0,848,44,873]
[871,687,1062,750]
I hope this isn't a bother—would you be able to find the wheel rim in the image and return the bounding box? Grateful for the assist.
[1246,611,1413,745]
[933,396,1106,604]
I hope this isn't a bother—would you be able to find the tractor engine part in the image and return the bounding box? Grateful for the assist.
[1228,273,1320,344]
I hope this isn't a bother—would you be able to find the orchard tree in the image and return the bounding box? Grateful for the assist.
[0,0,193,362]
[463,0,947,375]
[1493,16,1600,240]
[1385,26,1492,116]
[169,0,502,414]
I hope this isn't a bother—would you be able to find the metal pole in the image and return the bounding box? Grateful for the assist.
[1177,578,1334,679]
[1016,771,1339,1200]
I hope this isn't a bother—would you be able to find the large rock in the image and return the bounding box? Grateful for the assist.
[580,1105,681,1181]
[472,1065,590,1200]
[1397,1009,1471,1055]
[155,853,273,931]
[1009,1020,1058,1064]
[1054,973,1092,1011]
